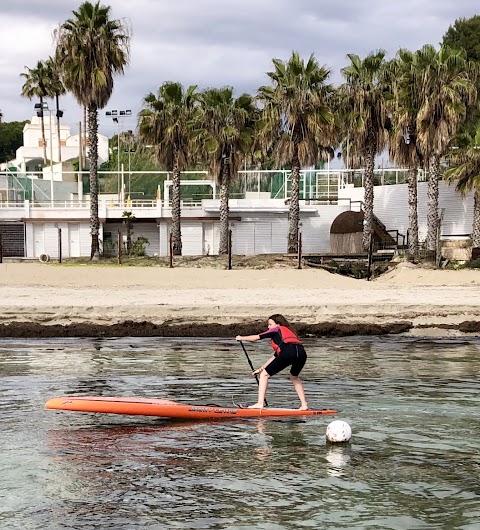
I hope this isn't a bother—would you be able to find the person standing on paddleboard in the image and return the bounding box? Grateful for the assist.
[236,314,308,410]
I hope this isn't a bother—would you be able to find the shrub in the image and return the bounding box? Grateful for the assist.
[132,236,149,256]
[464,258,480,269]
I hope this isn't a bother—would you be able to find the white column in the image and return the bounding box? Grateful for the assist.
[49,110,54,206]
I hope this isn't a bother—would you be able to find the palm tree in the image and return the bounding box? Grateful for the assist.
[340,51,390,251]
[44,57,66,162]
[388,49,427,258]
[416,44,477,255]
[445,129,480,256]
[20,60,50,164]
[195,87,257,254]
[139,82,200,255]
[54,1,130,259]
[258,52,336,253]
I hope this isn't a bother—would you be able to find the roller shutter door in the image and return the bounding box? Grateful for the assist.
[0,223,25,257]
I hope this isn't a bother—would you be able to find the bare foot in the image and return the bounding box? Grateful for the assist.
[248,403,264,409]
[299,405,309,411]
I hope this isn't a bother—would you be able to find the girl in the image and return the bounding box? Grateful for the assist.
[236,314,308,410]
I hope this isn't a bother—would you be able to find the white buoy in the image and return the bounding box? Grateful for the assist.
[326,420,352,443]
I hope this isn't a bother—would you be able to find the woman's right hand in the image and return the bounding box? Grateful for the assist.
[252,367,263,376]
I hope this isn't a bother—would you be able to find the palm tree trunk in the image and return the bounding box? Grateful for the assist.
[171,150,182,256]
[83,106,87,169]
[88,105,100,260]
[407,167,419,258]
[40,96,47,165]
[362,144,375,251]
[218,160,230,255]
[55,93,62,162]
[472,189,480,258]
[287,147,301,254]
[125,217,132,255]
[427,156,440,254]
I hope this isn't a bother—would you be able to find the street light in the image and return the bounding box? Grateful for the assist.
[35,101,63,206]
[106,109,132,203]
[123,130,135,196]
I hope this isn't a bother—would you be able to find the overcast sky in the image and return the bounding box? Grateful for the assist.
[0,0,478,136]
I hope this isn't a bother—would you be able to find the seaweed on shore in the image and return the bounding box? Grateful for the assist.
[0,320,413,338]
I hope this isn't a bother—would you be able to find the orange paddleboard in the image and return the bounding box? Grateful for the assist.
[45,396,337,419]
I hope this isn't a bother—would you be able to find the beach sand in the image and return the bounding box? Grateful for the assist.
[1,261,480,336]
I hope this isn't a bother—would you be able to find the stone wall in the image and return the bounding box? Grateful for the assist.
[441,240,472,261]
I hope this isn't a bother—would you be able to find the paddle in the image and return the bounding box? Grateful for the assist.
[239,341,268,407]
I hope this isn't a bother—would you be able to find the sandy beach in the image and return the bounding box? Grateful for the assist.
[1,261,479,336]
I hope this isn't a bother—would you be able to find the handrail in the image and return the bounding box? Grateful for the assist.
[6,168,26,192]
[32,182,51,201]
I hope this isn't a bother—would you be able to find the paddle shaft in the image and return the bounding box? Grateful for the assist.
[239,341,268,407]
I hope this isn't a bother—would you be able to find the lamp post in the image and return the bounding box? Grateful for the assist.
[106,109,132,204]
[124,130,135,197]
[35,102,61,206]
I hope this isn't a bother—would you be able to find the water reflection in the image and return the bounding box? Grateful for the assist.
[325,443,351,478]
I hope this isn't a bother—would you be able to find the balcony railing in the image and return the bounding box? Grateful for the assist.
[0,167,422,208]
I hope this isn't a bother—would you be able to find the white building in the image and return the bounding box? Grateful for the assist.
[0,167,475,261]
[11,115,109,174]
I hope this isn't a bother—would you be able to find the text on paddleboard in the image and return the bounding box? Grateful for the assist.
[189,406,238,414]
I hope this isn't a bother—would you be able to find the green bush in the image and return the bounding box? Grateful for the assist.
[101,238,117,258]
[464,258,480,269]
[132,236,149,256]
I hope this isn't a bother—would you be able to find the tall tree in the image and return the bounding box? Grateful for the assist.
[258,52,336,253]
[416,44,477,254]
[443,15,480,62]
[0,121,28,163]
[20,60,50,164]
[139,82,199,255]
[388,49,427,258]
[55,1,130,259]
[445,128,480,255]
[44,57,66,162]
[340,51,390,251]
[195,87,257,254]
[443,16,480,143]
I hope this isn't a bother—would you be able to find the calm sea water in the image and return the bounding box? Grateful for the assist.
[0,335,479,530]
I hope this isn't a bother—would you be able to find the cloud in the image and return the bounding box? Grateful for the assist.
[0,0,478,134]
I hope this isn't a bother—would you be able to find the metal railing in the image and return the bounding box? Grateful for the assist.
[0,167,422,208]
[106,199,158,208]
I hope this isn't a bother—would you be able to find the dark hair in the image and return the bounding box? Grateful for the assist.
[268,314,291,328]
[268,314,299,338]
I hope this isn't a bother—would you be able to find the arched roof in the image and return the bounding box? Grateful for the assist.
[330,210,364,234]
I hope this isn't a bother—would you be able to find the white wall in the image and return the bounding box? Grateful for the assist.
[339,180,474,240]
[103,222,160,256]
[21,180,475,259]
[156,220,209,256]
[229,206,349,255]
[182,223,203,255]
[301,206,349,253]
[26,221,91,258]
